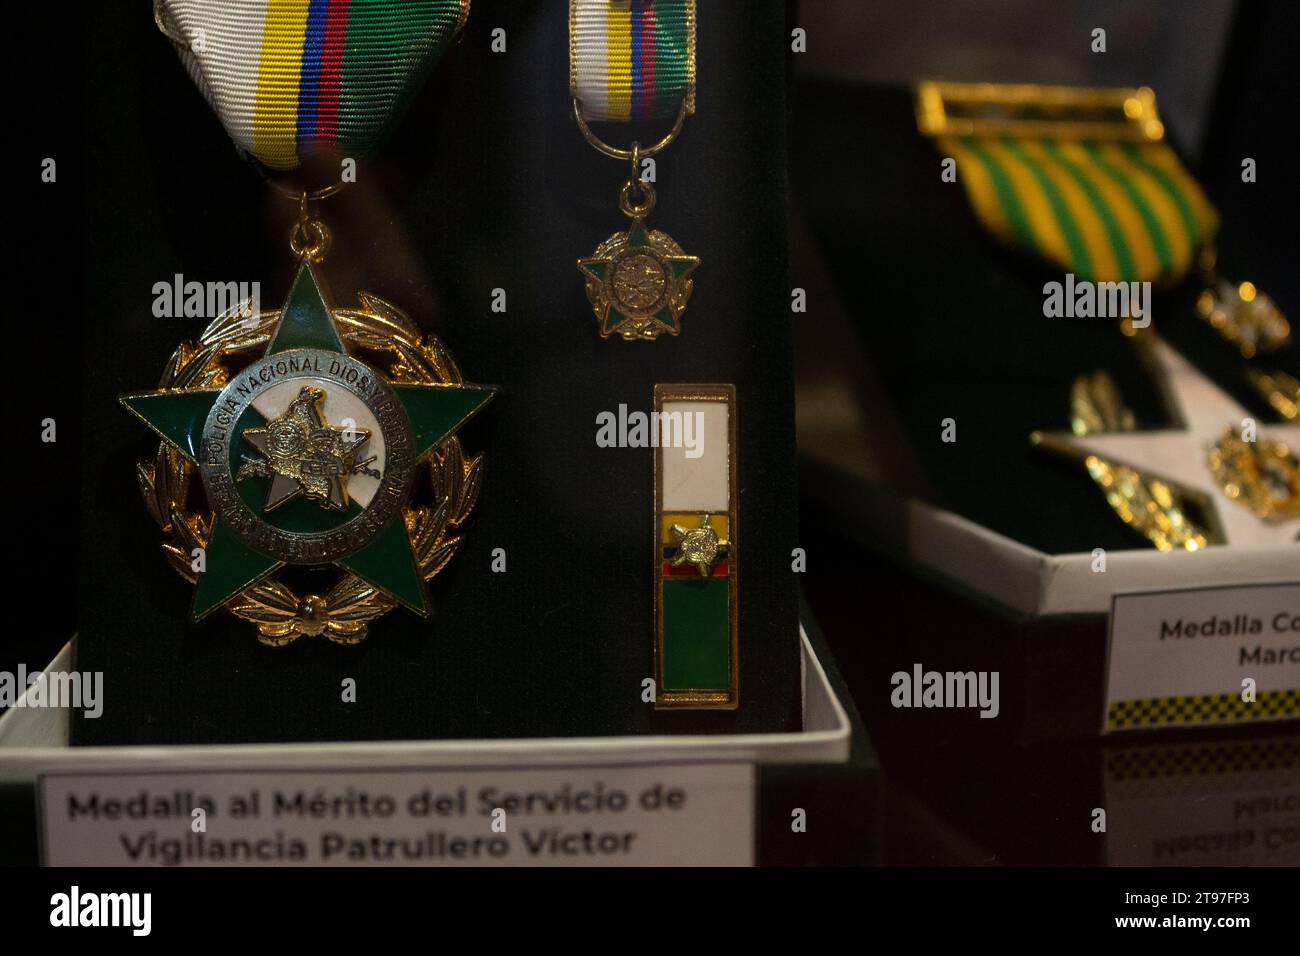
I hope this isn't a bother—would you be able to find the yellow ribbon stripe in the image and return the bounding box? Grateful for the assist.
[939,138,1010,242]
[254,0,312,171]
[1057,141,1161,280]
[605,1,633,121]
[978,137,1074,276]
[1095,142,1195,273]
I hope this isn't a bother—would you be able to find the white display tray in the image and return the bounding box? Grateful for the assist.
[0,625,849,781]
[898,491,1294,616]
[793,217,1298,621]
[801,456,1295,618]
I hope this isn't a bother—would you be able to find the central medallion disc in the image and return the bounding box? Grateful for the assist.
[612,250,669,313]
[198,348,416,565]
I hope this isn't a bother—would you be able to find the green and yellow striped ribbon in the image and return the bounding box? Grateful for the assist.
[941,135,1219,284]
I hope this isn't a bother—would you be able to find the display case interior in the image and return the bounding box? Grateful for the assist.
[792,82,1297,562]
[74,1,802,745]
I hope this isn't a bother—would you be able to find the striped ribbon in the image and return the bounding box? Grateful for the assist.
[942,136,1219,284]
[571,0,695,123]
[161,0,469,170]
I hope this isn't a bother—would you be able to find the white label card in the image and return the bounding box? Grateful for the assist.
[1103,582,1300,733]
[39,763,754,866]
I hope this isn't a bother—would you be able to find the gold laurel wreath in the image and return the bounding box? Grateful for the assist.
[1070,371,1211,551]
[1208,427,1300,524]
[136,295,483,646]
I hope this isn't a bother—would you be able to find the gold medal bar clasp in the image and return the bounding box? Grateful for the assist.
[915,81,1165,142]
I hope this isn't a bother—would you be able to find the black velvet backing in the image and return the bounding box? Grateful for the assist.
[74,2,800,745]
[4,5,82,685]
[792,83,1300,557]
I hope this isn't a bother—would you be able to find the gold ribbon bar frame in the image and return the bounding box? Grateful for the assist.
[915,81,1166,142]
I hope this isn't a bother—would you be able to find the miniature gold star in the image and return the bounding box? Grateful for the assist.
[670,514,725,576]
[578,220,699,340]
[239,385,372,512]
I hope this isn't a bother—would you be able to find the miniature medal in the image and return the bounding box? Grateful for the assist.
[572,0,699,340]
[128,1,492,645]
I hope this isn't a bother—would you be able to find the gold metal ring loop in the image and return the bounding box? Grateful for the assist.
[573,98,689,161]
[260,168,349,203]
[289,216,331,263]
[619,178,657,220]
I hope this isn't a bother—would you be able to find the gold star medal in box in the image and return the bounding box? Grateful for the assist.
[918,81,1298,552]
[572,0,700,341]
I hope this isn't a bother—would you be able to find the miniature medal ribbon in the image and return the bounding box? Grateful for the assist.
[158,0,470,170]
[917,82,1218,285]
[570,0,696,122]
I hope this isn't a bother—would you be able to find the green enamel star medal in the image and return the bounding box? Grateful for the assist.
[122,253,495,645]
[579,215,700,340]
[128,2,492,644]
